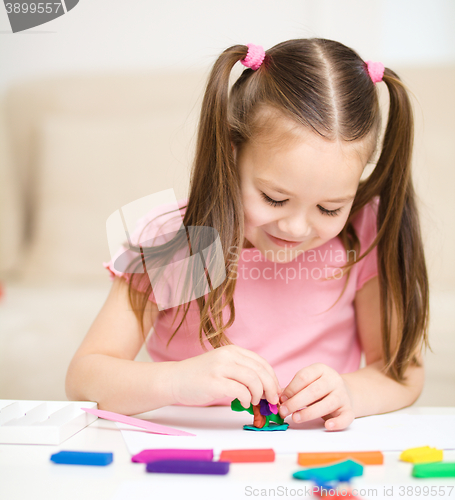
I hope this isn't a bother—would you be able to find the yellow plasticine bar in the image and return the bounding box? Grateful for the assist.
[400,446,443,464]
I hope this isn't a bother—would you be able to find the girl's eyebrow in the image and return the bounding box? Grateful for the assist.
[257,178,293,196]
[256,178,355,203]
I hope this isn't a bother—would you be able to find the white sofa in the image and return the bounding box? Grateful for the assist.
[1,67,454,406]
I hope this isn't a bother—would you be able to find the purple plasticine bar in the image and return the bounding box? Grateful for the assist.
[146,459,229,475]
[132,449,214,463]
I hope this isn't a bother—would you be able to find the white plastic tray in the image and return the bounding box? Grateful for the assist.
[0,400,98,445]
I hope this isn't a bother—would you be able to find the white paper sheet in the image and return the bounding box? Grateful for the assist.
[110,480,317,500]
[115,406,455,456]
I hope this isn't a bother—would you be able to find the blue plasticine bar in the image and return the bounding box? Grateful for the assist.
[146,459,229,475]
[50,451,113,466]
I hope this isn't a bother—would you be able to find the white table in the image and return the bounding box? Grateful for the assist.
[1,407,454,500]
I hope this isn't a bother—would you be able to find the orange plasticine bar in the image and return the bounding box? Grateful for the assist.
[298,451,383,466]
[220,448,275,463]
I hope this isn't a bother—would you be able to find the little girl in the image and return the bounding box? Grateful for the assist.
[66,38,430,431]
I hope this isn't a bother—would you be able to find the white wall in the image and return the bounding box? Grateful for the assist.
[0,0,454,93]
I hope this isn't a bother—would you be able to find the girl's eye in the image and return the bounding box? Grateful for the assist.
[261,192,341,217]
[261,192,287,207]
[318,205,341,217]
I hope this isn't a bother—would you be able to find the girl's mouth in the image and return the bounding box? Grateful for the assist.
[265,232,304,248]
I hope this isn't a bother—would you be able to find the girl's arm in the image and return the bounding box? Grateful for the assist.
[65,275,177,415]
[65,276,281,416]
[341,275,425,417]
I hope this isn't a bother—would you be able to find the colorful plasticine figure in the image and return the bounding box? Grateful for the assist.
[231,398,289,431]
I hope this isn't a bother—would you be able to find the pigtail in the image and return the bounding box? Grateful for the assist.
[173,45,250,349]
[356,68,430,382]
[125,44,258,350]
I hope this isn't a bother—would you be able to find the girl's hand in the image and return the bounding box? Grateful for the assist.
[170,345,282,408]
[278,363,355,431]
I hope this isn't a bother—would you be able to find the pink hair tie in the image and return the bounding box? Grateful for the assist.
[240,43,265,71]
[365,60,385,84]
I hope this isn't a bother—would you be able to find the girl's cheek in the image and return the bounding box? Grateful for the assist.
[242,190,267,226]
[319,217,349,242]
[244,203,271,228]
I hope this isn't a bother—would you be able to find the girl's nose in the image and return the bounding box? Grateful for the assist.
[277,212,312,241]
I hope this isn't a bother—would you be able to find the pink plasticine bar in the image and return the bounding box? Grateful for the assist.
[132,449,214,463]
[81,408,195,436]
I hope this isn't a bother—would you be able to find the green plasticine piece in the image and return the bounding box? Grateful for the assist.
[412,462,455,478]
[293,459,364,482]
[231,398,254,415]
[243,424,289,432]
[267,412,285,425]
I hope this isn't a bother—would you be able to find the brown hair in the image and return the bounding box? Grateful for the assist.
[124,38,429,383]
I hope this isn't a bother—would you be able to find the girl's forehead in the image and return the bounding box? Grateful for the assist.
[248,106,304,145]
[245,121,372,175]
[248,106,374,163]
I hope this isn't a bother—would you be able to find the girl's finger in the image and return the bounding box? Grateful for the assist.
[231,352,281,404]
[324,408,355,431]
[291,392,341,424]
[280,377,331,415]
[223,363,266,406]
[234,347,281,391]
[280,363,326,403]
[221,378,255,409]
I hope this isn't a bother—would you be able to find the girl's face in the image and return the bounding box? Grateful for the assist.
[236,115,371,263]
